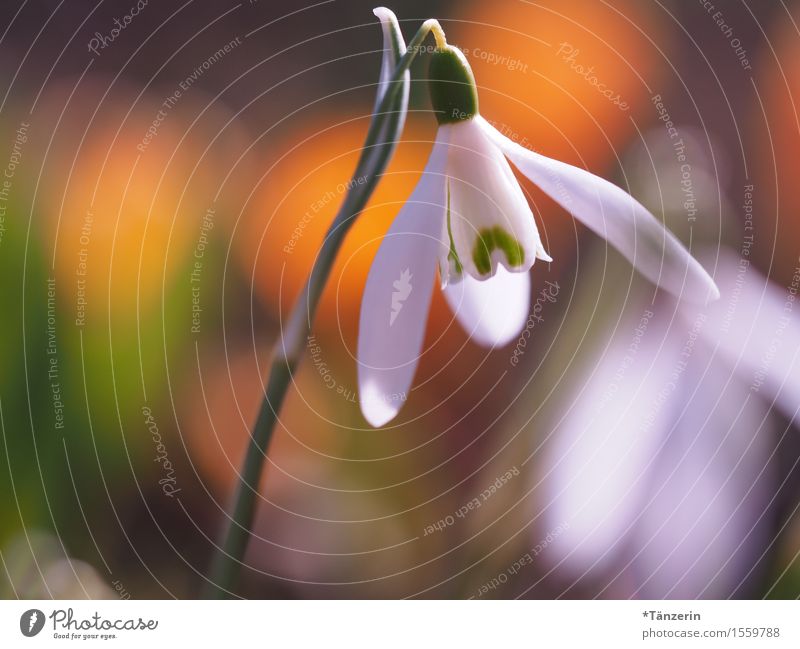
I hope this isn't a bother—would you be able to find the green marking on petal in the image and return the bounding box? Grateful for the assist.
[446,182,463,276]
[472,226,524,275]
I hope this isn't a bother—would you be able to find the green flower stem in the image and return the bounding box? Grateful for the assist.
[204,17,441,599]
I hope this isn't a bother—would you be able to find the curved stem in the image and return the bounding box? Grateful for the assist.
[203,18,439,599]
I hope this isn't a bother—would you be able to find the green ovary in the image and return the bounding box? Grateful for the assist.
[428,45,479,125]
[472,227,524,275]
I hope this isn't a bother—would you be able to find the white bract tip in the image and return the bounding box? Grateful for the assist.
[372,6,409,135]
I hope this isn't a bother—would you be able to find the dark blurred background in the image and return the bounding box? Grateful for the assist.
[1,0,800,599]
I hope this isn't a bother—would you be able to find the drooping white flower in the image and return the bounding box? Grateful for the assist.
[358,30,719,427]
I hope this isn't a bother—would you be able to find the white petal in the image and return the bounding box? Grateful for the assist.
[442,267,530,347]
[443,120,550,281]
[357,130,449,426]
[699,248,800,426]
[372,8,409,139]
[476,116,719,305]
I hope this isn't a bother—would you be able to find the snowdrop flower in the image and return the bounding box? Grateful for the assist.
[358,27,719,427]
[537,250,799,598]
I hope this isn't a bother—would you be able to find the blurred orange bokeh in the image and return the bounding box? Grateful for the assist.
[453,0,665,260]
[38,82,247,321]
[754,6,800,282]
[235,113,441,340]
[454,0,662,161]
[180,341,360,497]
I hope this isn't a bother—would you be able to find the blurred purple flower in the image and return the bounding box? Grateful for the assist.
[537,249,800,598]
